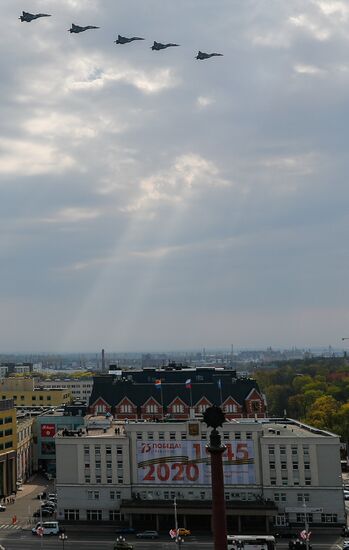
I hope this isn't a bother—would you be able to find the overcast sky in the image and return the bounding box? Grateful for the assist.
[1,0,349,352]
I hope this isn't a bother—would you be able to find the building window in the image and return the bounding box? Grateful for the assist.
[116,448,122,455]
[146,404,158,414]
[304,462,310,470]
[120,404,132,414]
[281,462,287,470]
[223,432,229,440]
[148,432,154,440]
[96,476,101,484]
[109,510,120,521]
[87,510,102,521]
[95,461,101,470]
[224,404,237,413]
[64,509,80,520]
[246,432,252,440]
[269,462,275,470]
[291,446,298,455]
[87,491,99,500]
[110,491,115,500]
[235,432,241,440]
[107,476,113,484]
[251,401,260,412]
[296,513,313,523]
[84,446,90,455]
[85,476,90,483]
[274,514,289,527]
[268,445,275,455]
[170,432,176,440]
[297,493,309,502]
[159,432,164,440]
[305,479,312,486]
[106,446,111,455]
[4,417,12,424]
[117,476,123,484]
[321,513,337,523]
[117,461,123,469]
[270,478,276,486]
[198,404,209,413]
[106,460,112,469]
[280,446,286,455]
[136,433,142,440]
[95,446,101,456]
[274,493,286,502]
[181,433,187,440]
[5,441,12,449]
[173,404,184,413]
[293,463,299,470]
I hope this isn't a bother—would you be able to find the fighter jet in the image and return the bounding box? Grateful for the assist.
[69,23,100,33]
[151,41,179,51]
[19,11,51,22]
[196,51,223,60]
[114,35,144,45]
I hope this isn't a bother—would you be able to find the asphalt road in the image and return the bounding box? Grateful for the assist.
[0,530,346,550]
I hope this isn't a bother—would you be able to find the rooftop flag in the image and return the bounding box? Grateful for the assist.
[185,378,192,389]
[155,379,162,389]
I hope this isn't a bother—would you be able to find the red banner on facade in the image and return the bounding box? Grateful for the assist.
[41,424,56,437]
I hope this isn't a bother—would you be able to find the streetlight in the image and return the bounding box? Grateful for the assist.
[176,536,184,550]
[116,536,126,548]
[59,532,68,550]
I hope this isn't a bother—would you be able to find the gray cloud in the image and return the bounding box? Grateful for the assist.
[1,0,349,351]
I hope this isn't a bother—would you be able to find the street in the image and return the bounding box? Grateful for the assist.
[0,475,346,550]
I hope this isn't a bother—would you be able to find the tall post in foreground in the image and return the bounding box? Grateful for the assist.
[203,405,228,550]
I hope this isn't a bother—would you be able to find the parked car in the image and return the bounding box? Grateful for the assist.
[136,531,159,539]
[177,528,191,536]
[115,528,136,535]
[113,541,134,550]
[0,505,6,512]
[33,509,53,518]
[32,521,60,536]
[344,491,349,501]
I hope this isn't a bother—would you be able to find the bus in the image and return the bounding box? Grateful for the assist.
[227,535,276,550]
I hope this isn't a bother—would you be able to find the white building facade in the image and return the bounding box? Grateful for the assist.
[36,379,93,402]
[55,417,345,533]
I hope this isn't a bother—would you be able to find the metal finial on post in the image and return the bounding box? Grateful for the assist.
[203,405,228,550]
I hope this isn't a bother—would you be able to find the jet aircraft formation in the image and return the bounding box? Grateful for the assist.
[19,11,223,61]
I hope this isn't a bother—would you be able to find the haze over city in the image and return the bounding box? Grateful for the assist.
[1,0,349,352]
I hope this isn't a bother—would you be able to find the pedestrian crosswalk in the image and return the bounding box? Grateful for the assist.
[0,524,22,530]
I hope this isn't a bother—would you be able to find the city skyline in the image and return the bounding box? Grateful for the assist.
[1,1,349,352]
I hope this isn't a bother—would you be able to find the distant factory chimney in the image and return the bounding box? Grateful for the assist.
[102,349,106,372]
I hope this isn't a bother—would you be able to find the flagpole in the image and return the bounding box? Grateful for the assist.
[218,380,223,405]
[161,384,164,420]
[190,386,193,408]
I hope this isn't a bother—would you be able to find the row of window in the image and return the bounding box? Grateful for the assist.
[0,441,13,450]
[84,446,123,455]
[0,429,12,437]
[2,395,52,401]
[84,475,124,484]
[274,493,310,502]
[270,477,311,486]
[269,462,311,470]
[135,431,253,441]
[64,509,121,521]
[87,490,122,500]
[0,417,13,425]
[268,445,310,455]
[85,460,123,469]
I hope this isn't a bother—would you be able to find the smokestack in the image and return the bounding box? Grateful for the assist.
[102,349,105,372]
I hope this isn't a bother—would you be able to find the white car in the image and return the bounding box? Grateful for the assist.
[344,491,349,500]
[0,505,6,512]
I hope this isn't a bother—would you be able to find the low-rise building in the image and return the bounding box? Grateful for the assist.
[0,378,71,407]
[89,366,267,421]
[55,416,345,533]
[16,416,34,482]
[36,379,93,402]
[34,410,85,475]
[0,400,16,497]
